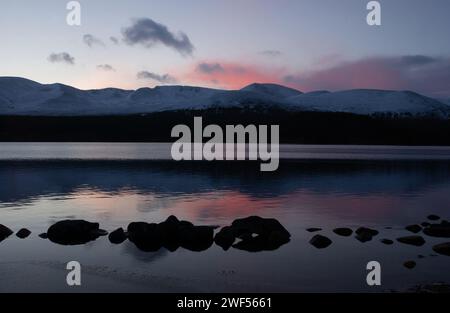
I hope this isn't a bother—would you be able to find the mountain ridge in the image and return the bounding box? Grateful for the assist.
[1,76,449,118]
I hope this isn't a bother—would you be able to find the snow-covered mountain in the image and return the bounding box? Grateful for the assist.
[1,77,449,118]
[286,89,450,118]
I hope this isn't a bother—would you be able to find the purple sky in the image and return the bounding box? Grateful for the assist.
[1,0,450,97]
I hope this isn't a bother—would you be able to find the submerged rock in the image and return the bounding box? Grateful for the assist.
[96,229,108,236]
[16,228,31,239]
[333,228,353,237]
[405,225,422,234]
[38,233,48,239]
[428,215,440,221]
[423,223,450,238]
[397,236,426,247]
[432,242,450,256]
[108,228,127,244]
[306,228,322,233]
[47,220,102,245]
[380,239,394,245]
[0,224,13,242]
[404,261,416,269]
[309,235,332,249]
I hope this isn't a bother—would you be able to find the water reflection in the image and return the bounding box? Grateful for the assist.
[2,160,450,206]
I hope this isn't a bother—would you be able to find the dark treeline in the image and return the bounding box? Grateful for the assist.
[1,108,450,145]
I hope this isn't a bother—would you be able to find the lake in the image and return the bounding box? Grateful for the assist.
[1,143,450,292]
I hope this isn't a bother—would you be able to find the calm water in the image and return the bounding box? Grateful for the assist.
[1,143,450,292]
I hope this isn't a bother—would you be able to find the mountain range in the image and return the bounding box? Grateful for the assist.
[1,77,449,118]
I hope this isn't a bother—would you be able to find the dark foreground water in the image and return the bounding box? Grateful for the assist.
[1,143,450,292]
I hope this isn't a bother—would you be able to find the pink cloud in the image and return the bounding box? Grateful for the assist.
[179,61,285,90]
[175,56,450,97]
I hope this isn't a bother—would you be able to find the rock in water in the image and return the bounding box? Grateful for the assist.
[96,229,108,236]
[333,228,353,237]
[108,228,127,244]
[16,228,31,239]
[0,224,13,242]
[397,236,426,247]
[432,242,450,256]
[127,222,163,252]
[231,216,290,238]
[226,216,290,252]
[179,225,214,252]
[405,225,422,234]
[47,220,102,245]
[309,235,332,249]
[306,228,322,233]
[127,216,215,252]
[214,226,236,250]
[423,223,450,238]
[404,261,416,269]
[380,239,394,245]
[427,215,440,221]
[38,233,48,239]
[356,227,379,237]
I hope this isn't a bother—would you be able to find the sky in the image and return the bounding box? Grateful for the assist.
[1,0,450,97]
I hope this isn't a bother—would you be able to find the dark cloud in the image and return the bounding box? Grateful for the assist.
[259,50,282,57]
[282,55,450,97]
[83,34,105,48]
[122,18,194,56]
[48,52,75,65]
[137,71,177,84]
[197,62,225,74]
[97,64,115,71]
[110,36,119,45]
[401,55,438,66]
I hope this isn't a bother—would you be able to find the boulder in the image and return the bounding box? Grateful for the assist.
[405,225,422,234]
[233,235,268,252]
[47,220,102,245]
[397,236,426,247]
[0,224,13,242]
[127,217,215,252]
[214,226,235,250]
[355,233,373,243]
[16,228,31,239]
[231,216,290,238]
[309,235,332,249]
[333,228,353,237]
[38,233,48,239]
[380,239,394,245]
[306,228,322,233]
[356,227,379,237]
[179,225,214,252]
[127,222,163,252]
[108,228,127,244]
[404,261,416,269]
[432,242,450,256]
[423,224,450,238]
